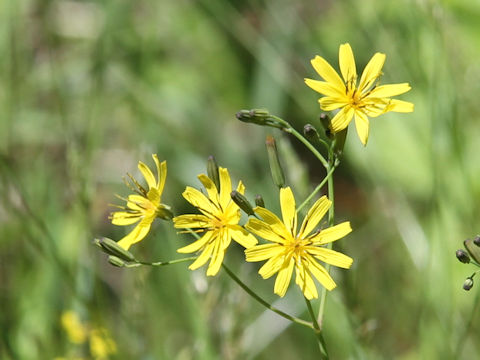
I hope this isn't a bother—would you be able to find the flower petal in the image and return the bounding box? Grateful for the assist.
[384,99,414,113]
[358,52,386,92]
[304,255,336,291]
[198,174,219,204]
[188,239,216,270]
[117,222,152,250]
[258,253,285,279]
[310,221,352,245]
[339,43,357,83]
[310,55,345,91]
[298,196,331,238]
[354,111,370,145]
[182,186,218,216]
[245,243,283,262]
[280,187,297,236]
[173,214,211,229]
[111,211,141,226]
[251,207,290,241]
[295,259,319,299]
[330,106,355,132]
[319,97,349,111]
[309,247,353,269]
[228,225,258,248]
[245,218,286,244]
[206,231,230,276]
[219,167,232,210]
[223,181,244,220]
[177,230,214,254]
[304,79,346,98]
[138,160,156,190]
[367,83,411,98]
[153,155,167,194]
[273,258,294,297]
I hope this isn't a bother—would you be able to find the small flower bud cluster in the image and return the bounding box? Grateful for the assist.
[456,235,480,291]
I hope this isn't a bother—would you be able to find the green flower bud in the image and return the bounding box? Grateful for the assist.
[464,239,480,263]
[474,236,480,247]
[333,127,348,156]
[96,237,136,262]
[108,255,126,267]
[156,205,174,220]
[303,124,320,143]
[463,277,474,291]
[319,113,334,139]
[266,135,285,188]
[456,249,470,264]
[207,155,220,191]
[236,109,284,129]
[255,194,265,208]
[231,190,255,216]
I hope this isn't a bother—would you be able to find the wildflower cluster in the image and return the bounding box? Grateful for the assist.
[95,43,413,358]
[456,236,480,291]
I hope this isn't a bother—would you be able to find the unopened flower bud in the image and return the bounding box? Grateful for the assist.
[266,135,285,188]
[463,277,474,291]
[464,239,480,263]
[304,124,320,143]
[333,128,348,156]
[474,236,480,247]
[207,155,220,190]
[96,237,136,262]
[456,249,470,264]
[319,113,334,139]
[231,190,255,216]
[255,194,265,208]
[236,109,269,124]
[108,255,126,267]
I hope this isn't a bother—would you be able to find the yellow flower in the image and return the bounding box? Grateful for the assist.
[110,154,172,250]
[305,43,414,145]
[245,187,353,300]
[89,328,117,360]
[173,167,257,276]
[61,311,88,344]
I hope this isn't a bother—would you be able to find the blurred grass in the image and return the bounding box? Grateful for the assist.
[1,0,480,359]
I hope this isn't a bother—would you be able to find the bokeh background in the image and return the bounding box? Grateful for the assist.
[2,0,480,359]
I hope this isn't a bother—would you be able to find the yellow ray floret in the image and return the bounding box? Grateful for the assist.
[304,43,414,145]
[110,154,172,250]
[245,187,353,300]
[173,168,257,276]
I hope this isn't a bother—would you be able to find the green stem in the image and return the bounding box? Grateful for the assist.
[270,115,328,168]
[296,162,337,214]
[138,257,198,267]
[222,263,314,330]
[318,158,336,325]
[305,297,329,359]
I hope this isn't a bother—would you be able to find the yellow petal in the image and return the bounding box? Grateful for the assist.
[310,55,345,91]
[253,207,289,237]
[367,83,411,98]
[188,240,216,270]
[111,211,141,226]
[280,187,297,236]
[182,186,219,215]
[198,174,219,204]
[385,99,414,113]
[206,233,229,276]
[319,97,349,111]
[304,79,345,98]
[358,52,386,92]
[330,106,355,132]
[339,43,357,83]
[138,160,156,190]
[127,194,150,211]
[258,254,285,279]
[304,255,336,291]
[117,222,152,250]
[223,181,245,220]
[273,258,294,297]
[155,157,167,194]
[228,225,258,248]
[245,243,283,262]
[245,218,285,244]
[310,221,352,245]
[354,111,370,145]
[173,214,211,229]
[295,260,319,299]
[298,196,331,238]
[310,247,353,269]
[177,230,214,253]
[218,167,232,210]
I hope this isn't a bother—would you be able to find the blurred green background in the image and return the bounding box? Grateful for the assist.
[2,0,480,359]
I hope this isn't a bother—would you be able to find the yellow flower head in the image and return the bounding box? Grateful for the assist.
[61,311,88,344]
[173,167,257,276]
[305,43,414,145]
[89,328,117,359]
[245,187,353,300]
[110,154,172,250]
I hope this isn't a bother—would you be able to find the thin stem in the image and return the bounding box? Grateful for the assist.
[305,297,329,359]
[138,257,198,267]
[296,162,337,214]
[222,263,314,329]
[270,115,328,168]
